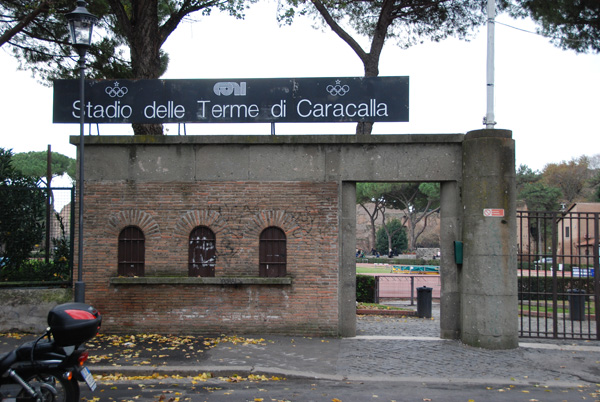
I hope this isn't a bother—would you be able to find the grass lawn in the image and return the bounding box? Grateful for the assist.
[520,301,595,315]
[357,302,410,311]
[356,265,393,274]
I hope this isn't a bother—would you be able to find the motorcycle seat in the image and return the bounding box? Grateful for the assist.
[0,350,17,373]
[15,340,59,360]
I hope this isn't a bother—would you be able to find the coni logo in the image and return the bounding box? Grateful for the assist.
[213,82,247,96]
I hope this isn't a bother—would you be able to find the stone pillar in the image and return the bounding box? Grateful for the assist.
[439,181,462,340]
[461,129,518,349]
[340,181,357,337]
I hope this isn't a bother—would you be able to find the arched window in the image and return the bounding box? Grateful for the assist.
[118,226,145,277]
[189,226,216,277]
[259,227,286,277]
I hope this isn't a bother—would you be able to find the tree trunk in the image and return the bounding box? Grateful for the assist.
[132,123,164,136]
[354,0,394,135]
[356,121,374,135]
[129,0,164,135]
[311,0,393,137]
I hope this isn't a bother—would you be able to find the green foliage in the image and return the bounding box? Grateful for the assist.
[2,0,256,84]
[517,155,600,206]
[512,0,600,54]
[518,276,594,301]
[0,258,70,282]
[543,156,590,203]
[356,274,375,303]
[518,182,562,211]
[376,219,407,255]
[12,151,76,182]
[279,0,489,49]
[590,168,600,201]
[516,164,542,194]
[356,182,383,205]
[0,148,46,272]
[418,182,441,204]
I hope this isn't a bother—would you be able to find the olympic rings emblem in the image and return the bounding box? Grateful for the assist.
[326,81,350,97]
[105,83,128,98]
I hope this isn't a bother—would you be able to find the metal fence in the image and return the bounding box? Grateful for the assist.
[45,187,74,262]
[374,275,441,305]
[0,186,74,284]
[517,210,599,340]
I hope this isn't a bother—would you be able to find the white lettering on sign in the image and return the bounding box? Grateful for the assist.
[213,82,247,96]
[196,100,259,119]
[271,100,287,118]
[143,101,185,119]
[483,208,505,217]
[72,100,133,119]
[212,103,259,119]
[296,98,388,118]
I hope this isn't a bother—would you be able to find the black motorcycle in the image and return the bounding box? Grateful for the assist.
[0,302,101,401]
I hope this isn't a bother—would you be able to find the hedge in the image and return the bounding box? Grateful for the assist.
[518,276,595,301]
[356,274,376,303]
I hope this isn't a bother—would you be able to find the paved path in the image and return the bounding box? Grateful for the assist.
[2,304,600,390]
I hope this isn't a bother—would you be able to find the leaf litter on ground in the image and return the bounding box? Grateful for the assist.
[86,334,282,384]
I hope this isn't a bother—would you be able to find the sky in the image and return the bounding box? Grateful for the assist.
[0,1,599,172]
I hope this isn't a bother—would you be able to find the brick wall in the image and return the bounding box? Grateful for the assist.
[79,181,340,336]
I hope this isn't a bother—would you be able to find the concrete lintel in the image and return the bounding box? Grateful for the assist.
[71,134,465,147]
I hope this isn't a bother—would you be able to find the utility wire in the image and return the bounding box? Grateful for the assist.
[495,20,588,44]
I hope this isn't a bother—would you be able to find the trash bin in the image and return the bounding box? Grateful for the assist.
[417,286,432,318]
[568,289,586,321]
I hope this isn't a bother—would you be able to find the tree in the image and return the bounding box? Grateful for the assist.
[516,164,541,193]
[589,153,600,170]
[542,156,589,203]
[0,0,53,47]
[590,172,600,202]
[12,151,76,184]
[356,182,385,251]
[279,0,490,134]
[375,218,407,256]
[382,182,440,251]
[587,153,600,202]
[518,181,562,211]
[2,0,252,135]
[511,0,600,53]
[0,148,46,272]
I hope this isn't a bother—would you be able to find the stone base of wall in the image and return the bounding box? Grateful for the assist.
[0,288,73,333]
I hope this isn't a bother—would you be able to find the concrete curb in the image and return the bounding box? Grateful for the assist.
[88,364,592,388]
[356,309,417,316]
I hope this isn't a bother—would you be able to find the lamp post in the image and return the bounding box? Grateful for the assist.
[66,0,97,303]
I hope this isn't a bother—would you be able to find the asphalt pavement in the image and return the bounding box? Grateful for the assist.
[2,302,600,400]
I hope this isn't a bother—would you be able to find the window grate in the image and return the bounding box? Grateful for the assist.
[118,226,145,277]
[189,226,216,277]
[259,227,286,277]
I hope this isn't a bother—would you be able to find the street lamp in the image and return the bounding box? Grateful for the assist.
[66,0,97,303]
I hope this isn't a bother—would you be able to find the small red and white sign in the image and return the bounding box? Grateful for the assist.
[483,208,505,217]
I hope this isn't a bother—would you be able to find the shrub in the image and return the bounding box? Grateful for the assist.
[356,274,376,303]
[376,219,408,255]
[0,149,45,271]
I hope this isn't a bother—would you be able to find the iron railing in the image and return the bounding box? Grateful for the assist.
[0,186,74,285]
[374,275,441,305]
[518,210,599,340]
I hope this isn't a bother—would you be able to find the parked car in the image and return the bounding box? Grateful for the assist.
[534,257,553,268]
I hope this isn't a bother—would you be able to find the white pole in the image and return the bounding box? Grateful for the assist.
[485,0,496,129]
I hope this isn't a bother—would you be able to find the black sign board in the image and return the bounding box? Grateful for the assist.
[53,77,409,124]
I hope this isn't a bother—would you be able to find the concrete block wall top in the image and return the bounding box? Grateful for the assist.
[71,134,465,183]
